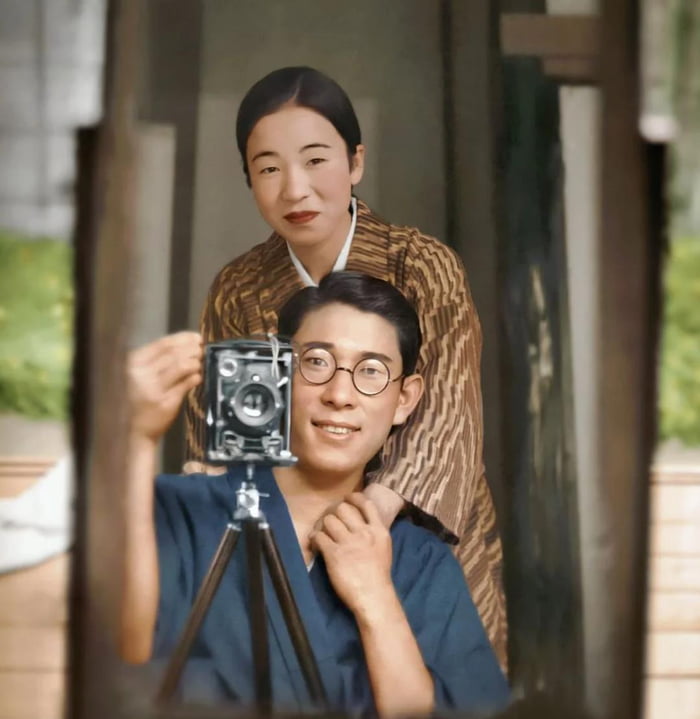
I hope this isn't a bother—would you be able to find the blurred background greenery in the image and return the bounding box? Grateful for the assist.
[0,231,73,420]
[656,0,700,446]
[659,236,700,445]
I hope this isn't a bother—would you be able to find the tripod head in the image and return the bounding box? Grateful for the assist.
[232,462,267,521]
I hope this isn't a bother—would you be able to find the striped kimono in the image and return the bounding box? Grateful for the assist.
[184,199,508,669]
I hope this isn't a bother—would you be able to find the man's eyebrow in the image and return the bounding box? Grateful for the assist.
[300,341,396,365]
[300,341,333,352]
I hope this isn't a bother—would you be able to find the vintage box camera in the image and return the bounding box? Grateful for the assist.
[204,336,297,466]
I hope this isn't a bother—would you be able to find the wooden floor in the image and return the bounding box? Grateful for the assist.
[645,456,700,719]
[0,458,67,719]
[0,455,698,719]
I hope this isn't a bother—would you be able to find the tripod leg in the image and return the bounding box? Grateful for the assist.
[244,519,272,710]
[157,524,240,703]
[260,526,328,706]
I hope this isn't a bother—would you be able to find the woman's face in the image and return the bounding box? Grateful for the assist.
[246,105,364,252]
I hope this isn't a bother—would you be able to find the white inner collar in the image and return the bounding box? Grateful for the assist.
[286,196,358,287]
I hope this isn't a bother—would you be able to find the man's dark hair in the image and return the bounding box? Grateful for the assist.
[236,66,362,186]
[277,271,422,375]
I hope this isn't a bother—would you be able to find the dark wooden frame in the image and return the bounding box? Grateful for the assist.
[68,1,663,717]
[596,1,665,717]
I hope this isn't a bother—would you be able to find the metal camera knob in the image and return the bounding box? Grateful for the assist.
[218,356,238,377]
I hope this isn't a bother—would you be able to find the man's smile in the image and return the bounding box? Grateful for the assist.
[312,420,360,436]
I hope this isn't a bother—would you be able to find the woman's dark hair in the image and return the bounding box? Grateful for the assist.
[236,66,362,185]
[278,271,422,375]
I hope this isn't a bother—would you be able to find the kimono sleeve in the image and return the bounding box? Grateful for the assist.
[395,530,510,713]
[151,475,196,658]
[376,235,484,541]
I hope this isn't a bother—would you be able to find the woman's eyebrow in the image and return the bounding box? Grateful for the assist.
[299,143,331,152]
[250,149,278,163]
[251,143,330,164]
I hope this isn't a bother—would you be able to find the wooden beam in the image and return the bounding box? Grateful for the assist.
[542,57,597,84]
[501,14,599,58]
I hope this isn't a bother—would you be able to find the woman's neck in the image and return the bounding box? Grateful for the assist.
[286,207,353,285]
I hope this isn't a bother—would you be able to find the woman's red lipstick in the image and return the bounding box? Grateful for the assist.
[284,211,318,224]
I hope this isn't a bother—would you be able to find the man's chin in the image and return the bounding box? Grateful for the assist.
[297,453,367,482]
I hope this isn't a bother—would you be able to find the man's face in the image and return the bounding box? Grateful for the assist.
[289,302,422,479]
[246,105,364,253]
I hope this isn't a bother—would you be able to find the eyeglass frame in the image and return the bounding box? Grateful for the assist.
[294,346,405,397]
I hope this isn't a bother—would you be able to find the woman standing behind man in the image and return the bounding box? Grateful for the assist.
[184,66,507,668]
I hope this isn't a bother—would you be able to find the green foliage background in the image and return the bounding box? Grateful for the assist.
[659,235,700,445]
[0,231,73,419]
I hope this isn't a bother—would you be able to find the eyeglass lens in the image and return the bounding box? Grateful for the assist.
[298,347,391,395]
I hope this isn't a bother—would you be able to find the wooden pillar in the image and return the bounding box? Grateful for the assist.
[442,0,507,536]
[68,0,140,716]
[596,0,665,717]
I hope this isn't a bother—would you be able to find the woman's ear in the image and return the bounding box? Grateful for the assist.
[391,373,424,427]
[350,144,365,185]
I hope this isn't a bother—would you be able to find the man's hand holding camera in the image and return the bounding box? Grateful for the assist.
[128,332,203,446]
[122,331,203,663]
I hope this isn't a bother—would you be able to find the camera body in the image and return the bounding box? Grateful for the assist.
[204,337,296,466]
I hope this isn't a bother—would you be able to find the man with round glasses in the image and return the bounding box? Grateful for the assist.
[296,345,403,396]
[122,272,509,716]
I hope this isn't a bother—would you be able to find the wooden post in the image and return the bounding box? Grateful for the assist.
[596,0,665,717]
[68,0,142,716]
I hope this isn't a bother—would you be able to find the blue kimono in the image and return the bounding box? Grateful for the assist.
[153,466,510,715]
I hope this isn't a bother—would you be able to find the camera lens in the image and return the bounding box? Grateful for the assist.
[232,383,278,429]
[241,387,269,418]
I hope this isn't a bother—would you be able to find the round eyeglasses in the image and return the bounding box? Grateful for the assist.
[297,347,403,396]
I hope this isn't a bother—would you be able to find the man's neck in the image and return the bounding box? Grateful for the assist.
[273,464,363,513]
[273,464,363,562]
[273,466,363,524]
